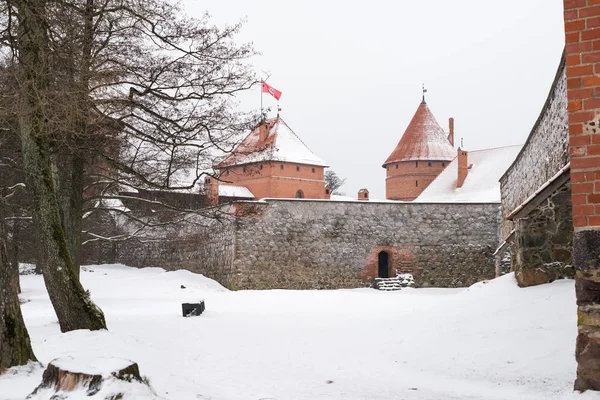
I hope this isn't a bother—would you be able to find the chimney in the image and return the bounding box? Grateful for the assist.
[457,148,473,188]
[259,122,270,142]
[204,176,219,206]
[358,188,369,201]
[324,184,331,200]
[448,117,455,147]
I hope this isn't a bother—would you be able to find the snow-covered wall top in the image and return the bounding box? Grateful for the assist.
[500,52,569,234]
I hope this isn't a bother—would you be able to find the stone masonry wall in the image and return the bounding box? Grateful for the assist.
[500,54,569,237]
[513,182,575,287]
[230,200,500,290]
[115,214,236,286]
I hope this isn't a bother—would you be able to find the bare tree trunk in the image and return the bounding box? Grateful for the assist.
[9,219,20,293]
[57,154,83,280]
[12,0,106,332]
[0,214,36,372]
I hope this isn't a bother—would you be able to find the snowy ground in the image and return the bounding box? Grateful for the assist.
[0,264,593,400]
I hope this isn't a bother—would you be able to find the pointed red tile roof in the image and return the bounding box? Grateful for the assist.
[383,101,455,166]
[216,117,328,168]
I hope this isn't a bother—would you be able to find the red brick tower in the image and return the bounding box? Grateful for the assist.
[215,117,329,200]
[383,98,455,201]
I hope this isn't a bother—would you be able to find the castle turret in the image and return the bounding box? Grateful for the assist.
[215,117,329,199]
[382,99,455,201]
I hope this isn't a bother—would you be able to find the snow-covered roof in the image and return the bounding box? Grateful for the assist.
[416,145,522,203]
[218,184,254,198]
[217,117,328,168]
[383,101,455,165]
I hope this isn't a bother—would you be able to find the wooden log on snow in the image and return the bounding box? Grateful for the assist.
[28,357,142,398]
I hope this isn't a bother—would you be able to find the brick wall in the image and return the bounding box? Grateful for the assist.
[219,162,327,199]
[385,160,449,201]
[563,0,600,392]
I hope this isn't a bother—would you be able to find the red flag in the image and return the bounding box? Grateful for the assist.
[261,80,282,101]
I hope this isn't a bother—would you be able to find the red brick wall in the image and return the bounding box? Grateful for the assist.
[219,162,327,199]
[563,0,600,392]
[564,0,600,229]
[385,160,449,201]
[357,246,415,281]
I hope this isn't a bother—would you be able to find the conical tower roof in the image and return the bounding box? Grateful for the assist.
[383,101,455,166]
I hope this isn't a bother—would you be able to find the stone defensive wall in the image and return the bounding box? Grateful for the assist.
[115,200,501,290]
[500,52,569,237]
[115,210,237,286]
[230,200,500,289]
[497,50,573,286]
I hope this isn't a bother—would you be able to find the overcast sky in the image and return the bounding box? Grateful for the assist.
[183,0,565,199]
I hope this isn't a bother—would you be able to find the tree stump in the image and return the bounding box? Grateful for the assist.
[28,357,144,399]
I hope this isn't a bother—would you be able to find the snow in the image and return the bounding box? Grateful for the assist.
[218,184,254,198]
[218,118,328,167]
[416,145,522,203]
[0,264,592,400]
[50,356,135,376]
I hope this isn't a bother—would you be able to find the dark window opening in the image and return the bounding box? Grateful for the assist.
[428,162,432,167]
[416,180,418,187]
[416,161,419,168]
[364,193,368,198]
[260,164,263,170]
[312,167,315,173]
[296,189,304,198]
[280,164,284,170]
[243,167,246,173]
[396,163,398,169]
[296,166,300,172]
[326,189,330,195]
[442,162,446,167]
[378,251,390,278]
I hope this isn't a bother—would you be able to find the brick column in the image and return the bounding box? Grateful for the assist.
[564,0,600,391]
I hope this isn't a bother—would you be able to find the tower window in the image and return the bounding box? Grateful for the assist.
[396,163,398,169]
[260,164,263,170]
[226,169,230,176]
[416,161,419,168]
[296,166,300,172]
[428,162,432,167]
[416,180,419,187]
[312,168,315,173]
[280,164,284,170]
[442,162,446,167]
[243,167,246,173]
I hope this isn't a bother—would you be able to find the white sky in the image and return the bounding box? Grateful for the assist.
[183,0,566,199]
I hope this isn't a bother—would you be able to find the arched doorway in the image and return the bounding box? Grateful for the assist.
[295,189,304,198]
[378,251,390,278]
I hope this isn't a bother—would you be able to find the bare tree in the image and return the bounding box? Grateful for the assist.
[0,186,36,372]
[0,0,255,333]
[324,169,346,195]
[44,0,257,258]
[3,0,107,332]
